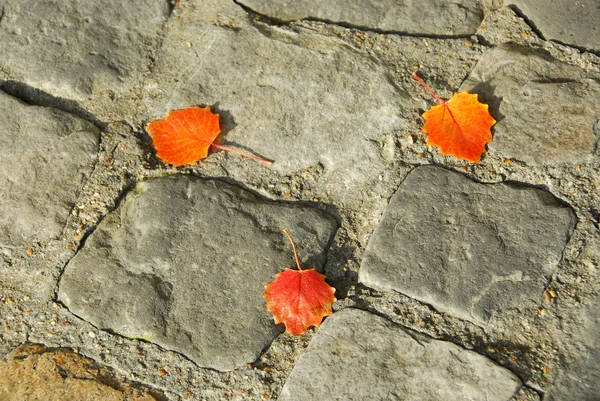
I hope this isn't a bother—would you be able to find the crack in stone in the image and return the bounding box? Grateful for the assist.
[53,178,136,300]
[0,80,107,130]
[505,5,546,41]
[507,4,600,56]
[531,78,579,84]
[232,0,478,39]
[166,0,176,18]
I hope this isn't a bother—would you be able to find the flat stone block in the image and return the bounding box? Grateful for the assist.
[58,176,337,371]
[280,309,522,401]
[510,0,600,53]
[0,0,169,102]
[145,0,407,189]
[462,44,600,165]
[359,165,575,323]
[0,91,99,254]
[547,294,600,400]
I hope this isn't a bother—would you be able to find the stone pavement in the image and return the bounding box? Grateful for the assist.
[0,0,598,400]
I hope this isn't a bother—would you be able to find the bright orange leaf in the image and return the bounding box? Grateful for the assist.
[146,106,272,166]
[412,72,496,162]
[263,230,336,336]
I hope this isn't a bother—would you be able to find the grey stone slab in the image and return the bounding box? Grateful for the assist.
[359,165,575,323]
[547,297,600,401]
[279,309,522,401]
[461,44,600,166]
[237,0,488,36]
[0,91,99,254]
[0,0,169,103]
[145,0,408,190]
[509,0,600,53]
[57,176,337,371]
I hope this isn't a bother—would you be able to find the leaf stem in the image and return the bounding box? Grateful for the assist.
[282,229,302,271]
[210,143,273,165]
[411,72,447,105]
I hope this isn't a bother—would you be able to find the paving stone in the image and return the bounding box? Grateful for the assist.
[546,296,600,400]
[0,343,162,401]
[279,309,522,401]
[359,165,575,323]
[237,0,488,36]
[461,44,600,165]
[145,0,408,190]
[0,91,99,255]
[0,0,169,110]
[58,176,337,371]
[509,0,600,53]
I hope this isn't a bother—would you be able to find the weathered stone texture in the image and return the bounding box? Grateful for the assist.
[0,91,99,253]
[0,0,169,102]
[145,0,408,189]
[462,45,600,165]
[237,0,488,36]
[280,309,522,401]
[359,165,575,323]
[547,293,600,400]
[509,0,600,53]
[58,176,337,371]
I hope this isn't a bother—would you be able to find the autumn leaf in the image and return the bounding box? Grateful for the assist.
[146,106,272,166]
[263,230,336,336]
[412,72,496,162]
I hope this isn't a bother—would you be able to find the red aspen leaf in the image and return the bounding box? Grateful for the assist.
[263,230,336,336]
[146,106,272,166]
[413,72,496,162]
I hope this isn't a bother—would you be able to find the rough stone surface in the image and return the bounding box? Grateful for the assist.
[279,309,522,401]
[58,176,337,371]
[546,297,600,400]
[509,0,600,53]
[1,0,599,399]
[0,343,162,401]
[144,1,408,190]
[461,44,600,165]
[237,0,487,36]
[0,90,99,254]
[359,165,576,323]
[0,0,169,106]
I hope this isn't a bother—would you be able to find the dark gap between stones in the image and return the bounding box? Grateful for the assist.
[508,5,600,56]
[0,80,106,130]
[506,5,546,41]
[233,0,477,39]
[52,177,138,300]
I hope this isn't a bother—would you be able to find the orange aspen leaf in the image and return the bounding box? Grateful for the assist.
[146,106,272,166]
[263,230,336,336]
[412,72,496,162]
